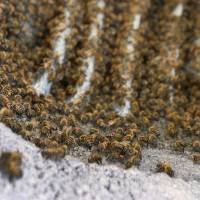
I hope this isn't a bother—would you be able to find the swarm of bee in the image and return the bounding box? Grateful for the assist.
[0,152,23,180]
[0,0,199,174]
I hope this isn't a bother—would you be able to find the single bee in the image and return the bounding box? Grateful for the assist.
[20,129,32,140]
[110,141,124,152]
[60,133,77,148]
[148,125,158,135]
[166,122,177,138]
[34,138,52,148]
[41,126,51,136]
[123,144,140,158]
[0,107,13,119]
[88,152,102,164]
[41,145,68,159]
[71,127,83,137]
[125,155,140,169]
[96,118,106,128]
[156,162,174,177]
[192,153,200,164]
[25,119,38,130]
[116,127,124,135]
[67,114,78,126]
[80,113,93,123]
[192,140,200,152]
[131,142,142,154]
[106,131,122,141]
[59,117,68,127]
[147,134,157,147]
[173,140,187,152]
[32,104,41,115]
[107,152,125,162]
[90,127,100,135]
[0,95,9,107]
[78,134,97,147]
[0,152,23,180]
[39,111,49,120]
[98,140,110,152]
[138,134,148,146]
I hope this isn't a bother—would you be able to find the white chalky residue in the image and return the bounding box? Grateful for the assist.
[133,14,141,30]
[169,48,179,103]
[33,9,71,95]
[70,0,105,103]
[116,79,132,117]
[32,72,52,95]
[196,38,200,46]
[169,2,183,102]
[72,56,95,101]
[172,3,184,17]
[117,13,140,117]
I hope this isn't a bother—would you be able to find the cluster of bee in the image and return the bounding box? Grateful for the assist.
[0,0,199,175]
[0,151,23,180]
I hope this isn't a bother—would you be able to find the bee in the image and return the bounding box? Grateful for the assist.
[108,117,122,127]
[59,117,68,127]
[98,139,110,152]
[44,95,54,106]
[148,125,158,135]
[147,134,157,147]
[22,102,31,111]
[107,152,125,162]
[20,129,32,140]
[0,107,13,119]
[26,86,36,95]
[156,162,174,177]
[41,145,68,159]
[182,123,193,136]
[0,95,9,107]
[167,111,181,124]
[80,113,93,123]
[96,118,106,128]
[34,138,51,148]
[90,127,100,135]
[71,127,83,137]
[116,127,124,135]
[60,132,77,148]
[122,131,135,142]
[125,155,140,169]
[138,134,148,146]
[39,111,49,120]
[67,114,78,126]
[166,122,177,138]
[11,103,25,115]
[131,142,142,153]
[131,101,140,114]
[88,152,102,164]
[32,104,41,115]
[141,116,150,127]
[78,134,97,148]
[173,140,187,152]
[106,131,122,141]
[25,119,38,130]
[41,125,51,136]
[192,140,200,152]
[123,143,140,158]
[110,141,124,151]
[0,152,22,180]
[192,153,200,164]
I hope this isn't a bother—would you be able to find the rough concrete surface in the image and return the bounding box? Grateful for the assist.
[0,123,199,200]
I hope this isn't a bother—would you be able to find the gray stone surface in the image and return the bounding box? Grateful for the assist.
[0,123,199,200]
